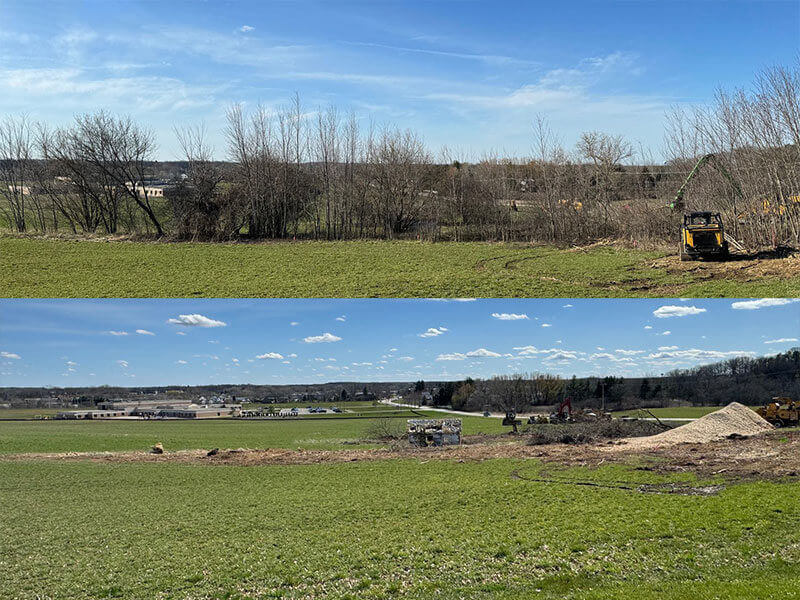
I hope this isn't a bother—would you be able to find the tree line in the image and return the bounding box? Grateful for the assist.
[424,348,800,413]
[3,349,797,411]
[1,61,799,247]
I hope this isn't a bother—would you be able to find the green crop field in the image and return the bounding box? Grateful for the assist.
[2,457,799,599]
[4,236,798,298]
[0,407,62,419]
[0,413,504,454]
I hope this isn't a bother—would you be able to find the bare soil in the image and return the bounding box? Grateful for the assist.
[651,249,799,281]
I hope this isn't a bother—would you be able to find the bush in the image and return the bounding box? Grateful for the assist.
[365,418,405,441]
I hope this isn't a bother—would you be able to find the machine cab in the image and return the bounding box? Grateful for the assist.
[684,212,723,228]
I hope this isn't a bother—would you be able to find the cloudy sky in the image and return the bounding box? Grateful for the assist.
[1,298,798,387]
[1,0,797,160]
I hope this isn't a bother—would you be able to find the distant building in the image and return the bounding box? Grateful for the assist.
[56,401,240,420]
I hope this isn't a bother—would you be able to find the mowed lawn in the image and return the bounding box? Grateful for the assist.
[0,414,504,454]
[2,458,799,599]
[5,237,797,297]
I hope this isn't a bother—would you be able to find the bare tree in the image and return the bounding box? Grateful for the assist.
[226,99,312,238]
[367,128,436,237]
[0,115,34,231]
[37,112,163,234]
[168,125,243,240]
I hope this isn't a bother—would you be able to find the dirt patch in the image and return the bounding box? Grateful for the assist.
[651,251,800,281]
[510,468,726,496]
[617,402,772,449]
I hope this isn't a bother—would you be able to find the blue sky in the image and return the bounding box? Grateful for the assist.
[1,0,798,160]
[1,298,797,387]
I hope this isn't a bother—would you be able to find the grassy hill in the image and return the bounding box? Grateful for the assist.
[4,236,799,298]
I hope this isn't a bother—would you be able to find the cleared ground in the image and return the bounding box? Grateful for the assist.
[3,236,799,297]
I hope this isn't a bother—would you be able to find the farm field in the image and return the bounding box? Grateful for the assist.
[0,407,62,419]
[2,455,799,599]
[0,412,504,454]
[4,236,799,298]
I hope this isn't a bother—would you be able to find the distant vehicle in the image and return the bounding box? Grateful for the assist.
[755,397,799,427]
[483,411,491,417]
[318,408,327,413]
[332,407,342,413]
[680,212,729,261]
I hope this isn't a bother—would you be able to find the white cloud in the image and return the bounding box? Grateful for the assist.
[256,352,284,360]
[290,321,299,326]
[288,353,297,358]
[513,345,562,356]
[543,350,579,361]
[303,332,342,343]
[167,314,226,327]
[466,348,502,358]
[176,360,188,365]
[764,338,798,344]
[731,298,800,310]
[563,304,573,308]
[436,353,466,361]
[590,352,633,363]
[239,25,255,32]
[660,331,671,336]
[398,356,414,361]
[176,331,187,336]
[135,329,155,336]
[108,330,129,336]
[653,305,707,318]
[541,323,552,328]
[491,312,528,320]
[1,351,21,359]
[116,360,129,368]
[644,325,653,330]
[658,345,679,351]
[335,316,346,322]
[419,326,448,338]
[645,348,756,361]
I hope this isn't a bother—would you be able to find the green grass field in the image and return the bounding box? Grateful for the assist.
[2,458,799,599]
[5,236,798,297]
[0,407,62,419]
[0,413,504,454]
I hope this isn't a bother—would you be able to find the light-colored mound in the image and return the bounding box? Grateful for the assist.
[620,402,772,449]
